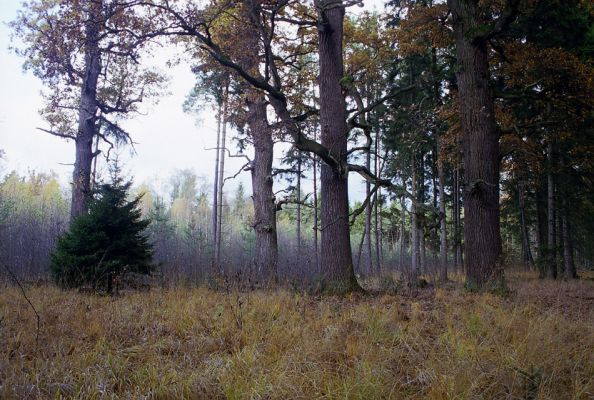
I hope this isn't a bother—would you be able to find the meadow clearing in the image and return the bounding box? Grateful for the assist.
[1,272,593,399]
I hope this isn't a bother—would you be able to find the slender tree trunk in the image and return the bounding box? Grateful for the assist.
[296,154,302,256]
[411,159,419,282]
[546,142,557,279]
[212,101,222,272]
[313,152,320,275]
[438,154,448,281]
[365,137,373,275]
[517,179,534,269]
[216,89,228,274]
[400,195,406,270]
[562,200,576,279]
[374,132,381,274]
[449,0,503,289]
[317,0,358,291]
[70,0,102,222]
[418,154,426,274]
[536,183,547,277]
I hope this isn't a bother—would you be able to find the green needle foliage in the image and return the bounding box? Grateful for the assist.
[50,172,153,293]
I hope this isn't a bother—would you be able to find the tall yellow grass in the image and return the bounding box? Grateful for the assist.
[1,275,593,399]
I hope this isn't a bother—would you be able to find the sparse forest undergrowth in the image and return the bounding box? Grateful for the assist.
[1,271,593,399]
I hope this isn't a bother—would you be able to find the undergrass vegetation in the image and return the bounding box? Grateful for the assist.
[1,272,593,399]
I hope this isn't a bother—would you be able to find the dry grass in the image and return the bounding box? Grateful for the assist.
[1,273,593,399]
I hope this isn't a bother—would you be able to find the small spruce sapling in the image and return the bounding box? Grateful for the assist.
[50,167,153,293]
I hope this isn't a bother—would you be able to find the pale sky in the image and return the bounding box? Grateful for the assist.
[0,0,385,202]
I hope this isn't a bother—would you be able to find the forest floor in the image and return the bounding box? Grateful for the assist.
[1,271,593,399]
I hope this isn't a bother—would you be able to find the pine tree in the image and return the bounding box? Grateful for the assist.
[50,172,153,293]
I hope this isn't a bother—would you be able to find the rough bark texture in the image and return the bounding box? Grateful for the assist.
[70,0,102,222]
[449,0,503,289]
[317,0,358,291]
[241,4,278,282]
[247,98,278,281]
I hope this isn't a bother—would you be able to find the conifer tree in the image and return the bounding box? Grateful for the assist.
[50,169,153,293]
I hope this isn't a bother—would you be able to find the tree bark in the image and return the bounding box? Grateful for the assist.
[400,194,406,270]
[296,153,302,257]
[438,153,448,281]
[70,0,102,222]
[317,0,358,291]
[216,89,228,274]
[365,133,373,275]
[546,142,557,279]
[449,0,503,289]
[453,167,462,271]
[411,158,420,282]
[562,196,577,279]
[313,152,320,275]
[517,179,534,269]
[248,97,278,281]
[212,100,222,272]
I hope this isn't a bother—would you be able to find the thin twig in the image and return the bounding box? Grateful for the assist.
[0,258,41,355]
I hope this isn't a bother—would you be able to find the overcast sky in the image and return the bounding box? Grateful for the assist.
[0,0,385,202]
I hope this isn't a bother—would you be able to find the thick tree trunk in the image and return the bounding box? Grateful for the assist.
[239,9,278,282]
[248,97,278,281]
[317,0,358,291]
[453,167,463,271]
[70,0,102,222]
[449,0,503,289]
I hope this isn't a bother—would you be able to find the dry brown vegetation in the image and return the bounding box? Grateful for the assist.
[1,272,593,399]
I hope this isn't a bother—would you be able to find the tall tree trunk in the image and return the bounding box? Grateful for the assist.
[400,194,406,270]
[296,153,302,256]
[411,159,420,282]
[216,90,228,274]
[374,132,382,273]
[453,167,462,271]
[70,0,102,222]
[317,0,358,291]
[536,184,548,277]
[449,0,503,289]
[365,136,373,275]
[517,179,534,269]
[313,152,320,275]
[438,153,448,281]
[546,142,557,279]
[212,100,222,272]
[562,196,577,279]
[247,97,278,281]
